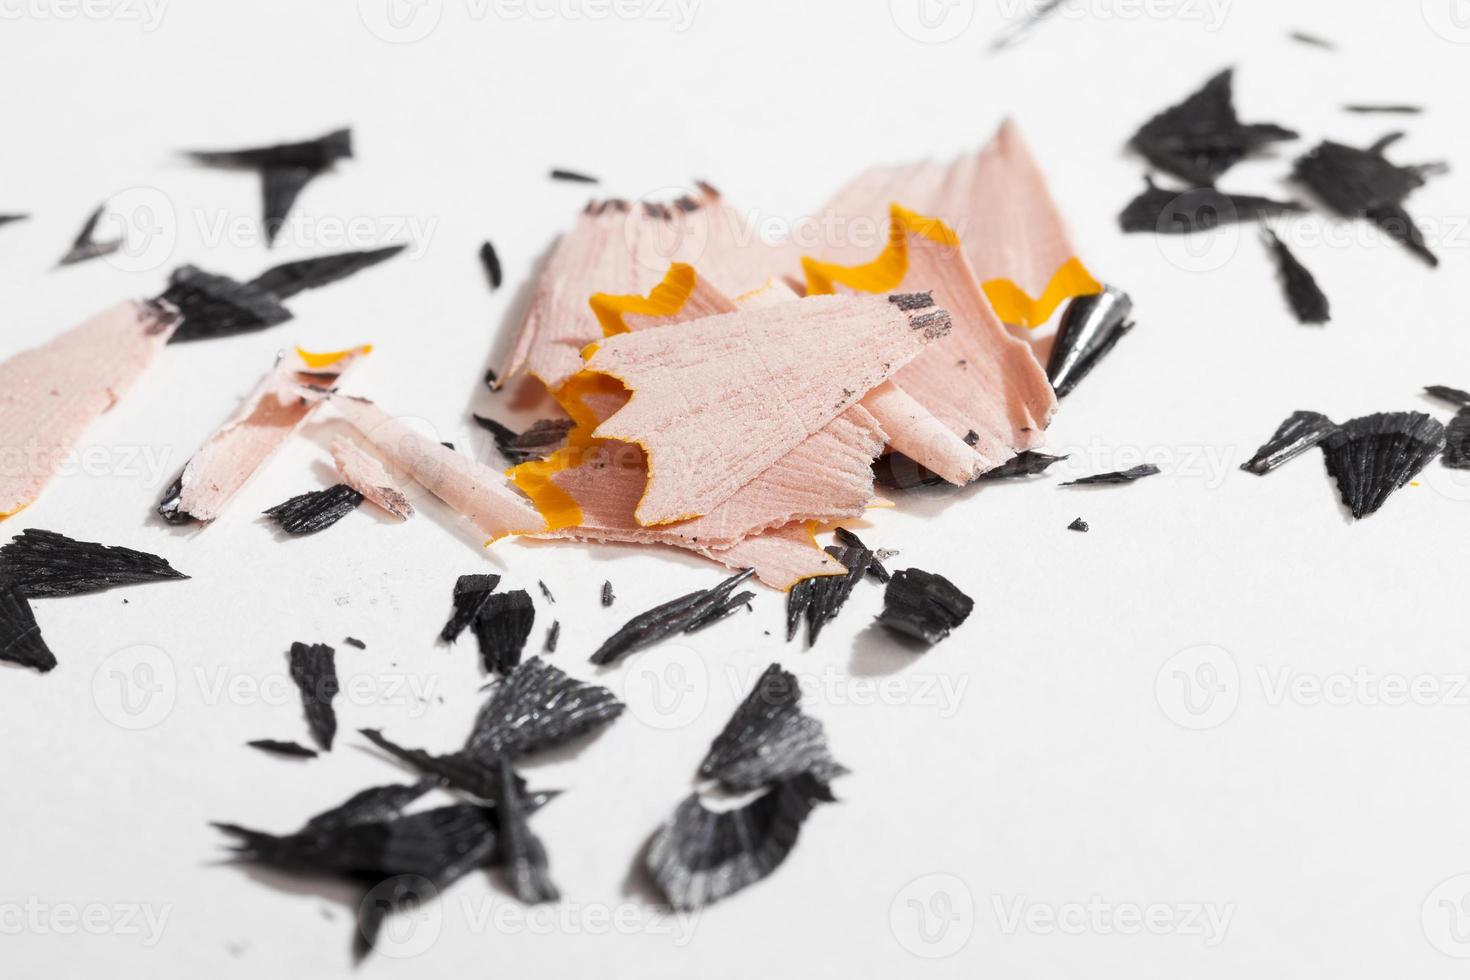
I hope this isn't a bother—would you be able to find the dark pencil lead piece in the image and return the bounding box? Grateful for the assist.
[1129,68,1299,186]
[471,590,535,675]
[538,581,556,604]
[699,663,848,791]
[465,657,624,760]
[1047,285,1135,397]
[1425,385,1470,408]
[1443,411,1470,469]
[1120,177,1304,234]
[1293,135,1446,266]
[58,203,123,266]
[550,168,599,184]
[479,241,502,291]
[288,642,339,751]
[876,568,975,646]
[545,620,560,654]
[185,128,353,247]
[876,447,1070,490]
[164,246,402,344]
[590,570,756,666]
[472,416,573,464]
[0,584,55,673]
[0,528,187,597]
[601,580,615,607]
[646,774,834,911]
[483,368,498,391]
[786,545,873,647]
[490,759,559,904]
[1289,29,1335,49]
[1241,411,1338,475]
[247,739,318,759]
[440,574,501,642]
[988,0,1064,52]
[1061,464,1161,486]
[1262,230,1330,324]
[214,780,501,961]
[0,214,28,227]
[834,527,891,581]
[1068,518,1089,532]
[1321,412,1444,517]
[263,485,363,534]
[343,636,366,650]
[1344,105,1422,115]
[247,245,405,300]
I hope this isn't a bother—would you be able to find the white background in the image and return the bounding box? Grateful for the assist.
[2,0,1470,975]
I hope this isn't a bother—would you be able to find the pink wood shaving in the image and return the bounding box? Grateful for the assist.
[330,436,414,520]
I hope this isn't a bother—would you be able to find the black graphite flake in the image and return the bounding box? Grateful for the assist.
[247,739,318,759]
[1068,518,1089,532]
[1129,68,1299,186]
[490,759,558,904]
[264,485,363,534]
[0,214,27,227]
[834,527,890,582]
[538,581,556,604]
[550,168,598,184]
[472,416,574,465]
[360,728,514,801]
[590,570,756,666]
[1289,30,1335,49]
[479,241,502,291]
[875,449,1069,490]
[0,584,55,673]
[685,589,755,634]
[58,203,122,266]
[1344,105,1423,115]
[1047,286,1135,398]
[161,265,292,342]
[988,0,1063,51]
[698,664,847,792]
[1263,230,1330,324]
[545,621,560,654]
[876,568,975,646]
[440,574,501,643]
[1241,411,1338,475]
[1426,386,1470,408]
[786,547,872,646]
[1061,464,1161,486]
[646,774,834,912]
[1321,412,1445,518]
[1292,134,1446,266]
[186,128,353,247]
[0,529,187,597]
[343,636,366,650]
[1120,178,1304,234]
[214,785,505,960]
[472,590,535,675]
[247,245,405,300]
[601,580,615,607]
[288,642,339,751]
[465,657,624,759]
[165,247,402,343]
[1443,412,1470,469]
